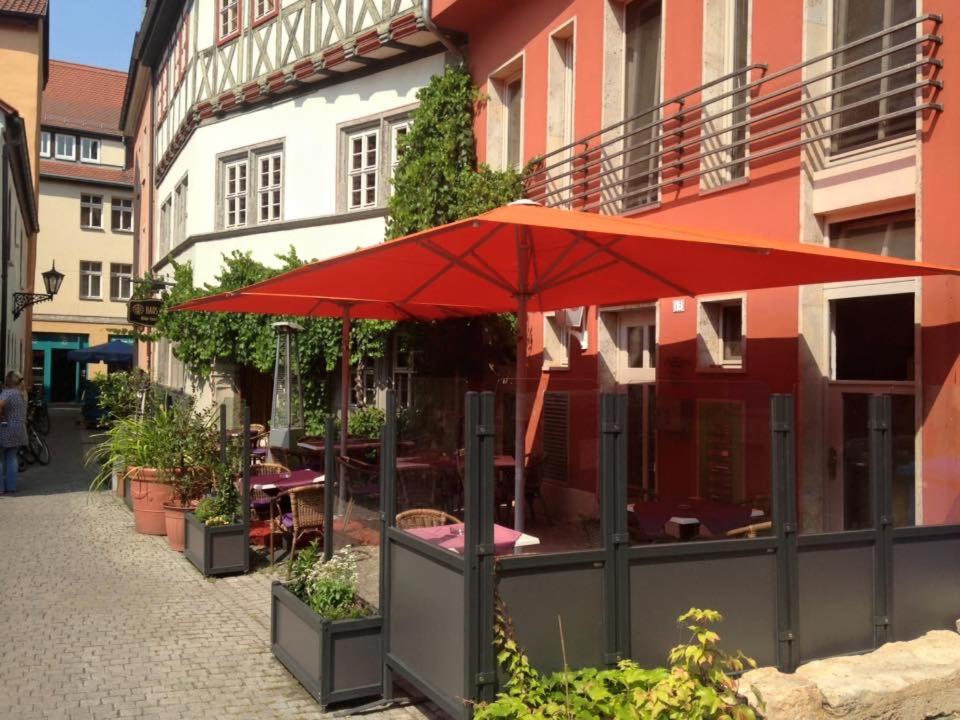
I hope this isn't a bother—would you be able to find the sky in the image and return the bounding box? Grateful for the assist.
[49,0,144,72]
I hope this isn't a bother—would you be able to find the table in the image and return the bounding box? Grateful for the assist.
[405,523,539,555]
[627,498,764,540]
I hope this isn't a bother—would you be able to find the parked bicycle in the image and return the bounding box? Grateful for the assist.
[25,415,50,465]
[28,386,49,435]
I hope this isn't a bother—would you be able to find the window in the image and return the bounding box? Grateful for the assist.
[158,196,172,260]
[110,263,133,301]
[80,194,103,229]
[55,134,76,161]
[354,364,377,407]
[543,312,570,369]
[393,335,414,408]
[390,122,409,177]
[156,62,168,116]
[833,0,916,153]
[111,198,133,232]
[40,131,50,158]
[218,0,240,42]
[223,158,248,228]
[347,130,378,210]
[547,25,575,206]
[489,56,524,171]
[257,152,282,223]
[832,293,914,381]
[698,298,744,369]
[174,177,188,248]
[253,0,276,21]
[623,0,663,208]
[174,18,189,85]
[80,137,100,163]
[829,210,915,260]
[80,261,102,299]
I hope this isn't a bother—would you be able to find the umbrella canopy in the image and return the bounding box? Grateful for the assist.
[67,340,134,365]
[175,203,960,531]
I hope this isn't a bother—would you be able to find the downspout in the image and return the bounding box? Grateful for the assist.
[422,0,463,60]
[0,138,9,378]
[146,82,156,375]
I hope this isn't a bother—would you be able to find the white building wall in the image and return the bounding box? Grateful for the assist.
[154,52,443,279]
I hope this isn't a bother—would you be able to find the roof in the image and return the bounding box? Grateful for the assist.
[0,0,47,17]
[42,60,127,136]
[39,158,133,188]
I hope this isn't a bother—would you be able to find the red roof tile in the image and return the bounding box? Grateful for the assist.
[42,60,127,136]
[0,0,47,17]
[39,158,132,187]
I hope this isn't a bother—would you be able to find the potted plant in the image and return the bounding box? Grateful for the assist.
[88,371,152,500]
[87,395,217,536]
[184,460,249,576]
[271,543,382,709]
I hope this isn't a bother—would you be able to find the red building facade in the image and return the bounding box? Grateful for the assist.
[433,0,960,532]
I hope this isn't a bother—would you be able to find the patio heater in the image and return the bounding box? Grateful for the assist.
[269,321,304,449]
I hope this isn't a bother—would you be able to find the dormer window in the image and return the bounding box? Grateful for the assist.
[40,131,51,158]
[55,134,76,161]
[80,137,100,164]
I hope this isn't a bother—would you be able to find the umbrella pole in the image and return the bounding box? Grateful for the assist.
[339,311,351,516]
[514,228,530,532]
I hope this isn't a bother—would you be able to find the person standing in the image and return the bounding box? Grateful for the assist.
[0,371,28,495]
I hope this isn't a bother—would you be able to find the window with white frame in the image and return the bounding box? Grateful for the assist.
[219,0,240,41]
[354,364,377,407]
[174,176,188,248]
[258,152,282,223]
[347,129,378,210]
[698,298,744,369]
[110,263,133,301]
[158,196,172,260]
[55,134,76,160]
[111,197,133,232]
[504,74,523,169]
[80,261,102,299]
[80,137,101,163]
[40,131,50,158]
[253,0,276,20]
[390,122,409,176]
[393,335,414,408]
[543,311,570,369]
[829,210,915,260]
[223,158,248,228]
[80,194,103,229]
[488,55,524,172]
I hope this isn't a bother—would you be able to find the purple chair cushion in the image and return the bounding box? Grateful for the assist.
[280,513,294,530]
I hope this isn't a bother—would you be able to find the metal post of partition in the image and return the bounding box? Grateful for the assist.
[868,394,893,647]
[464,392,497,712]
[380,390,398,703]
[323,415,336,562]
[770,394,799,672]
[599,394,630,664]
[241,403,251,572]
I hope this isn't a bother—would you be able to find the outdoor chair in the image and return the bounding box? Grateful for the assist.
[275,485,325,568]
[248,462,290,518]
[395,508,461,529]
[336,456,381,529]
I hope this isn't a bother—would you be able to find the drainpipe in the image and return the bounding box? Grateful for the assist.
[0,139,9,379]
[422,0,463,60]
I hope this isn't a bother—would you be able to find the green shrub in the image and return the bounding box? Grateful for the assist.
[286,543,372,620]
[92,370,152,426]
[347,405,385,440]
[194,461,242,526]
[476,607,761,720]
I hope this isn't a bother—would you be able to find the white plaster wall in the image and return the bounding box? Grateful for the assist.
[155,52,443,281]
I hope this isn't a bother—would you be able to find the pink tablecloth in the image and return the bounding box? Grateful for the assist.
[405,523,521,555]
[252,469,322,492]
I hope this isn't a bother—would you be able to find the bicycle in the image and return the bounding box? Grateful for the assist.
[26,419,50,465]
[27,387,49,435]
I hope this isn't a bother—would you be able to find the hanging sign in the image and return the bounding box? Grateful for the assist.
[127,299,163,326]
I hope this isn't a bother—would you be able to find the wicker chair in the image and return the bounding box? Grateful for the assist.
[275,485,325,567]
[395,508,461,529]
[246,463,290,519]
[726,521,773,538]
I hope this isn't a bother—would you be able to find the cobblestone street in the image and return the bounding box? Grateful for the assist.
[0,408,437,720]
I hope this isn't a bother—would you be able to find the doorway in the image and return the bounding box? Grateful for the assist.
[616,308,657,496]
[623,0,663,209]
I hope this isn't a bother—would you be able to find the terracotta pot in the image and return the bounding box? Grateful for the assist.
[163,504,191,551]
[129,467,177,536]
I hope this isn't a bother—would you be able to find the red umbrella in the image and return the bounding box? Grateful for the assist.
[176,203,960,530]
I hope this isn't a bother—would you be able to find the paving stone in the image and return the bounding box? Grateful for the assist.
[0,408,445,720]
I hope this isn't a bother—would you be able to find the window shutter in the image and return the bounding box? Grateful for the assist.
[542,392,569,483]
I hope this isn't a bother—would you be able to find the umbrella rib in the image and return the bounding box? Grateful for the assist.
[534,236,583,290]
[576,232,694,297]
[468,250,515,294]
[410,236,516,300]
[536,258,621,295]
[533,234,625,293]
[402,225,503,304]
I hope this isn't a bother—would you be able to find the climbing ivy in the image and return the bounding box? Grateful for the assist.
[386,63,525,239]
[152,248,393,434]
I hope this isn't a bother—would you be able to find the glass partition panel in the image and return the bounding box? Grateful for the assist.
[629,380,774,546]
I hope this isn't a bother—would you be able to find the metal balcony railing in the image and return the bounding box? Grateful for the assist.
[524,14,943,213]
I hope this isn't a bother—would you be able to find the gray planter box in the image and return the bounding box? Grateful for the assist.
[184,512,249,576]
[271,581,382,709]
